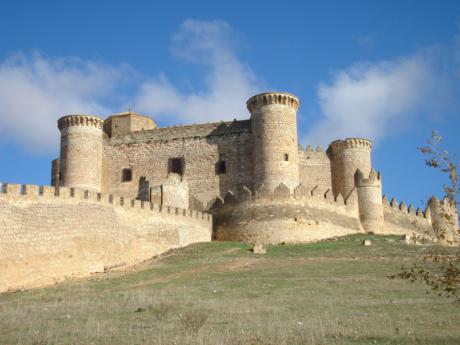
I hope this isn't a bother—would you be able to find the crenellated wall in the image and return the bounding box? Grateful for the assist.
[381,194,459,245]
[211,183,363,244]
[0,183,212,293]
[382,195,435,241]
[209,180,454,245]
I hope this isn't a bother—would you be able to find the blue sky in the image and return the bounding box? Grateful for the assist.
[0,0,459,208]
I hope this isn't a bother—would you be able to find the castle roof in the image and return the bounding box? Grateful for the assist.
[112,110,143,117]
[105,110,156,123]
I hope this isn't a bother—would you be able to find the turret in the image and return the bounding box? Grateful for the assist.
[103,110,156,138]
[247,92,300,191]
[57,114,104,191]
[428,196,458,245]
[329,138,372,199]
[355,169,384,233]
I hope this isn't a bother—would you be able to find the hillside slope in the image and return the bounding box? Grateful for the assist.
[0,235,459,345]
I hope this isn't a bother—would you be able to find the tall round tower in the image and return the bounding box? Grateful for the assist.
[247,92,300,191]
[58,115,104,191]
[355,169,384,233]
[428,196,458,245]
[329,138,372,199]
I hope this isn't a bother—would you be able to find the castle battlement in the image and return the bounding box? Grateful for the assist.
[0,181,212,293]
[58,114,104,130]
[209,183,357,213]
[0,183,211,224]
[300,145,327,155]
[246,92,299,112]
[330,138,373,151]
[383,194,431,220]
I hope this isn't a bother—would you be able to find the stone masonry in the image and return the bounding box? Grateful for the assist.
[50,91,458,246]
[0,91,458,293]
[0,184,212,293]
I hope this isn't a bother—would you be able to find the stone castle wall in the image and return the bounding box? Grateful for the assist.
[101,121,253,208]
[211,182,448,244]
[212,184,362,244]
[0,184,212,293]
[298,146,332,192]
[382,196,435,241]
[101,126,337,210]
[214,199,362,243]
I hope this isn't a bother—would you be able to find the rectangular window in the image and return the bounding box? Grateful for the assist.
[122,168,132,182]
[169,157,184,175]
[216,160,226,174]
[284,153,289,161]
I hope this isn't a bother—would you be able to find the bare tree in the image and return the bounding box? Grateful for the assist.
[390,131,460,302]
[418,131,459,206]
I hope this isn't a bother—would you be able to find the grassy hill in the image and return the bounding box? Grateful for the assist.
[0,234,459,345]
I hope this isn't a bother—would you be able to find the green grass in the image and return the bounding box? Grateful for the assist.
[0,234,459,345]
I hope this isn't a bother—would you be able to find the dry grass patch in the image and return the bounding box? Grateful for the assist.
[0,235,459,345]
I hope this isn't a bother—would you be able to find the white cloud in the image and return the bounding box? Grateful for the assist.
[0,20,260,154]
[134,19,262,124]
[3,20,451,156]
[304,54,440,147]
[0,53,124,153]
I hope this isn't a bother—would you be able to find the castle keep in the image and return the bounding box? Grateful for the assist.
[52,91,458,242]
[53,93,375,215]
[0,91,458,293]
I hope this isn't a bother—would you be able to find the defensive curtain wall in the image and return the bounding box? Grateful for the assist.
[0,183,211,293]
[210,178,456,245]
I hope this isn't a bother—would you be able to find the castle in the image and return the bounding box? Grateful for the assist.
[0,92,458,293]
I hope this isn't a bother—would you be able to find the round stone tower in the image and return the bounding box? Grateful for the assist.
[329,138,372,199]
[355,169,384,233]
[57,115,104,191]
[428,196,458,245]
[247,92,300,192]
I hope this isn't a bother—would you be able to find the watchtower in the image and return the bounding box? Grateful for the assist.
[247,92,300,191]
[57,114,104,191]
[428,196,459,245]
[355,169,384,233]
[329,138,372,199]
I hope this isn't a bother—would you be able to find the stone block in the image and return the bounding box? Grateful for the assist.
[252,243,266,254]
